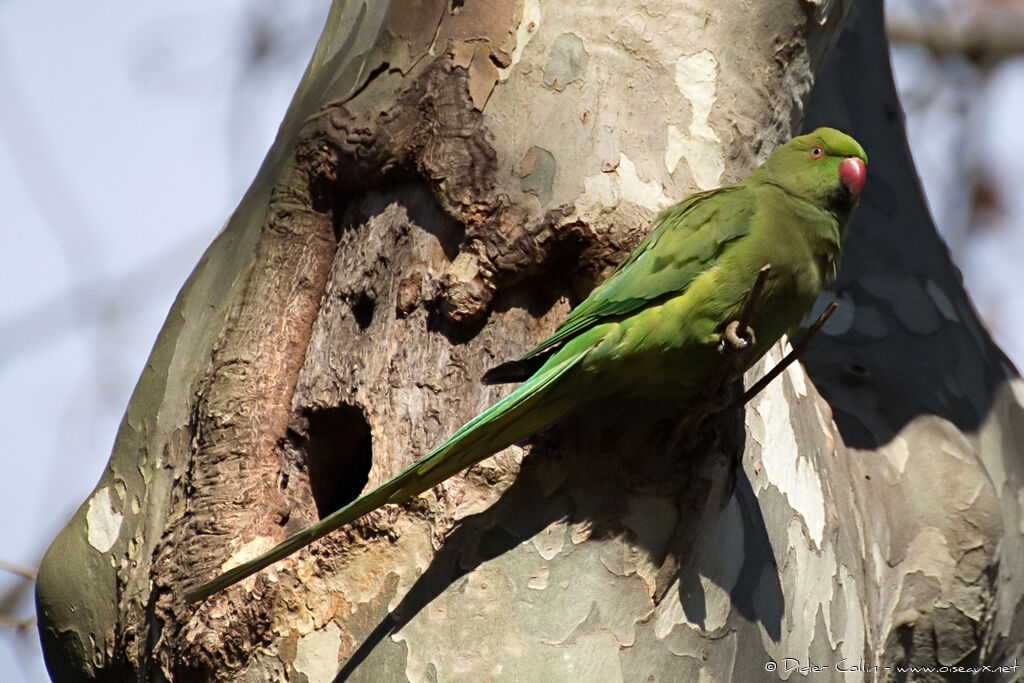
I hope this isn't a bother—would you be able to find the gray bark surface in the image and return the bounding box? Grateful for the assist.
[35,1,1024,681]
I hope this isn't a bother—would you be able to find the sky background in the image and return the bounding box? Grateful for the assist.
[2,1,1020,680]
[0,2,331,678]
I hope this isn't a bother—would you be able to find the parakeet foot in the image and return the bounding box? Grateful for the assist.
[720,319,756,352]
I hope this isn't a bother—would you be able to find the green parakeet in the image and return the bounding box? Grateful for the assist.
[185,127,867,603]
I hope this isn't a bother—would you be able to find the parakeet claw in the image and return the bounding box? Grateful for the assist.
[721,320,756,352]
[716,263,769,355]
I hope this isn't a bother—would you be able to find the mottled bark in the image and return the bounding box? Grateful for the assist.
[801,5,1024,678]
[35,0,1024,681]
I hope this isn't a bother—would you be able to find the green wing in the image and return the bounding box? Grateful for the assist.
[490,186,751,377]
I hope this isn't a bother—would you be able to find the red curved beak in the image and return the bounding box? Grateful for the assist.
[839,156,866,195]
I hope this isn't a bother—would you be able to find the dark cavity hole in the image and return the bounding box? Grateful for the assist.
[309,173,338,216]
[309,167,355,243]
[299,404,372,519]
[352,292,376,330]
[334,182,465,260]
[397,181,464,260]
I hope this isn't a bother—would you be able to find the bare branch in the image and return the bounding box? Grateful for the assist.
[726,301,839,412]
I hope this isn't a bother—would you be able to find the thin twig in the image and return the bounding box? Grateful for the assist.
[0,615,37,632]
[0,560,36,581]
[732,264,772,345]
[724,301,838,412]
[708,264,773,395]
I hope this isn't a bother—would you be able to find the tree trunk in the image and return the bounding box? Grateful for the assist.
[35,1,1024,681]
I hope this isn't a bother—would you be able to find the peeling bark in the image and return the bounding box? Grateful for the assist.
[36,1,1024,682]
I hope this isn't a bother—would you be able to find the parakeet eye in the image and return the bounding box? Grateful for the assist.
[809,146,825,159]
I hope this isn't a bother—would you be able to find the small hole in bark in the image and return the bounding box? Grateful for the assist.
[846,363,869,378]
[352,292,376,329]
[300,404,372,518]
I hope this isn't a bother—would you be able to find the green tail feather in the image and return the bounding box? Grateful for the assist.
[185,351,585,603]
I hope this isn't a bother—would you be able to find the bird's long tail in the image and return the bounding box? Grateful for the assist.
[185,350,586,603]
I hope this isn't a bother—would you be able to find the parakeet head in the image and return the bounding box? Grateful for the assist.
[760,127,868,215]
